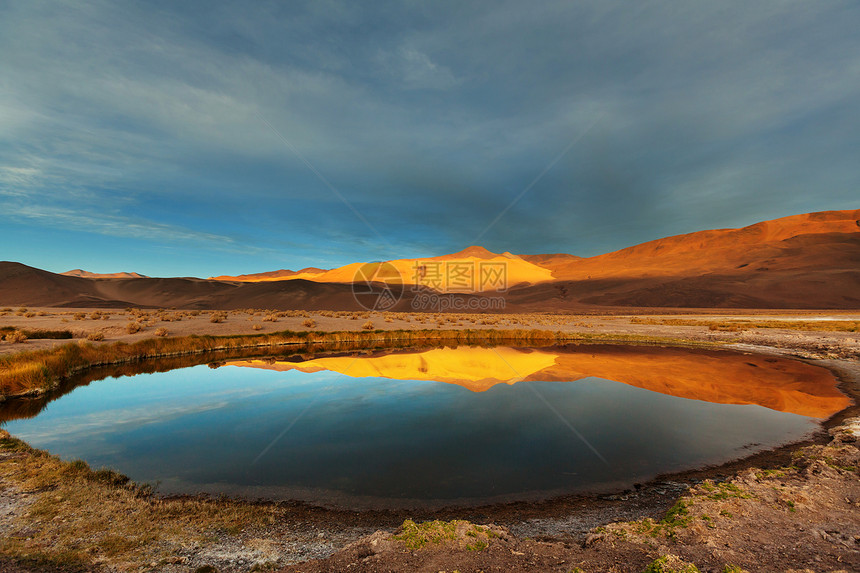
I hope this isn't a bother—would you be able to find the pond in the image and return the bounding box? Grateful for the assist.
[0,344,849,508]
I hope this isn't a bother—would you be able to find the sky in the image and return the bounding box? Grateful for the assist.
[1,1,858,278]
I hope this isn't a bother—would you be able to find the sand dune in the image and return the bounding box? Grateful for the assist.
[1,209,857,309]
[0,262,369,310]
[545,209,860,280]
[210,245,555,291]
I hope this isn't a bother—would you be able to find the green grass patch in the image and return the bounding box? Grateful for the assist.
[394,519,458,549]
[641,555,700,573]
[662,500,693,528]
[702,481,753,500]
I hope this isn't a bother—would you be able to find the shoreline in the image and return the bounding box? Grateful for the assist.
[0,309,858,571]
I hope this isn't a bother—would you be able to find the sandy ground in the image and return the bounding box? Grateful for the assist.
[0,308,858,571]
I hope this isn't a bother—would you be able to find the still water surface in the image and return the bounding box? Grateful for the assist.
[0,344,847,508]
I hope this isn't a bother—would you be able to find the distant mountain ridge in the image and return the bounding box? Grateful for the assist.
[62,269,149,279]
[2,209,858,309]
[210,267,326,282]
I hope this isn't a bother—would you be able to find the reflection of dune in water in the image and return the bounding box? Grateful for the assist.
[227,345,850,419]
[229,347,557,391]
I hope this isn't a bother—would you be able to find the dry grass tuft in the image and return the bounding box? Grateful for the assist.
[4,330,28,343]
[630,317,860,332]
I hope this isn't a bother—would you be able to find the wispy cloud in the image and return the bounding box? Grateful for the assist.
[10,204,237,246]
[1,0,858,273]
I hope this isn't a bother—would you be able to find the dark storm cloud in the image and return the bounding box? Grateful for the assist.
[0,0,857,274]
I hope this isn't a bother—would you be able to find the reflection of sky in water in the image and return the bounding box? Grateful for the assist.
[2,364,818,505]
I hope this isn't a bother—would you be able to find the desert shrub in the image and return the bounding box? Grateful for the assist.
[126,322,143,334]
[86,332,105,341]
[262,315,278,322]
[154,328,168,337]
[90,467,131,487]
[5,330,27,343]
[362,321,374,330]
[302,319,316,328]
[708,323,742,332]
[18,329,73,339]
[74,312,86,320]
[252,324,262,331]
[210,313,226,324]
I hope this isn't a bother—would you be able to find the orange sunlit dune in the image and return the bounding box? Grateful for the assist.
[211,246,556,290]
[227,345,850,418]
[543,209,860,280]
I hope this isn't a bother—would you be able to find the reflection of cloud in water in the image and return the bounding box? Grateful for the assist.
[17,400,232,444]
[12,371,345,447]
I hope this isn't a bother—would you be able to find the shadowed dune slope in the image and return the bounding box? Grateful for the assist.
[0,262,369,310]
